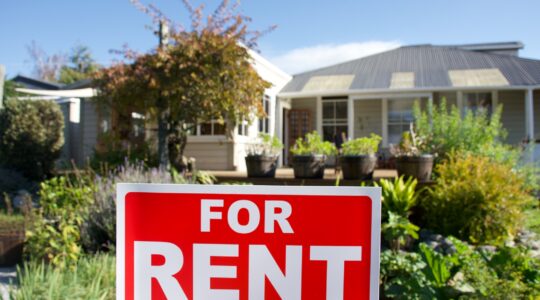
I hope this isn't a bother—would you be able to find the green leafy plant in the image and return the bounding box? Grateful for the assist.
[341,133,382,155]
[390,127,429,157]
[25,175,94,268]
[420,151,533,245]
[290,131,337,156]
[375,175,419,220]
[0,99,64,179]
[247,133,283,156]
[11,253,115,299]
[382,211,420,251]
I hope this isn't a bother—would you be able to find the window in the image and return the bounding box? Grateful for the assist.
[237,118,249,136]
[464,92,492,115]
[387,98,416,145]
[259,95,271,134]
[200,120,226,136]
[322,97,348,147]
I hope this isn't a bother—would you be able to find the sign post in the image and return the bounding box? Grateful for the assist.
[117,184,381,300]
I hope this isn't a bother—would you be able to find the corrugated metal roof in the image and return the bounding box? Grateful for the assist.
[280,45,540,94]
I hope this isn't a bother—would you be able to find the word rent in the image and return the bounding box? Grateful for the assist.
[134,199,362,300]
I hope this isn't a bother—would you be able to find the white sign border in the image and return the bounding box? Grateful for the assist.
[117,184,381,300]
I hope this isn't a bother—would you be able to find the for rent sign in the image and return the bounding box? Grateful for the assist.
[117,184,381,300]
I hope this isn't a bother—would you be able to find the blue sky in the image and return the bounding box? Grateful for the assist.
[1,0,540,77]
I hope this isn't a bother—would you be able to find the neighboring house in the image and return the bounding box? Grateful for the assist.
[11,75,98,166]
[10,50,291,171]
[276,42,540,163]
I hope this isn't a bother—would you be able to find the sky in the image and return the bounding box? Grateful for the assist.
[1,0,540,78]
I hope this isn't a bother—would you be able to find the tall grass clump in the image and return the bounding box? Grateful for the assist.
[11,253,115,300]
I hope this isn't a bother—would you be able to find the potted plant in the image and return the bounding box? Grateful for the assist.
[339,134,382,180]
[290,131,337,179]
[391,127,434,182]
[245,133,283,178]
[0,213,25,266]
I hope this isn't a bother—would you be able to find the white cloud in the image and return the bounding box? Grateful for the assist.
[269,41,401,75]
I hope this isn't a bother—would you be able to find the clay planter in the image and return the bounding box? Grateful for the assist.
[395,154,434,182]
[0,228,24,267]
[245,155,279,178]
[339,155,377,180]
[292,155,326,179]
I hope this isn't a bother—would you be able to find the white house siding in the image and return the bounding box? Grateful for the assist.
[184,139,234,170]
[353,99,382,138]
[57,102,72,163]
[499,90,526,144]
[80,99,99,164]
[290,97,317,131]
[535,90,540,140]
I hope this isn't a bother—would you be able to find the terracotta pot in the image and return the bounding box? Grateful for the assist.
[0,229,24,267]
[292,155,326,179]
[395,154,434,182]
[245,155,279,178]
[340,155,377,180]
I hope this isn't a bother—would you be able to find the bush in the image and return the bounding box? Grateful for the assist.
[290,131,337,156]
[420,152,533,245]
[375,176,419,220]
[341,133,382,155]
[11,253,115,299]
[0,99,64,179]
[413,99,508,161]
[25,175,94,268]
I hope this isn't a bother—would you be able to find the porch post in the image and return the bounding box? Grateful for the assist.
[526,88,535,141]
[316,96,323,135]
[347,96,354,140]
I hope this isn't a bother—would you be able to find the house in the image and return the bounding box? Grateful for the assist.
[276,42,540,163]
[10,50,291,171]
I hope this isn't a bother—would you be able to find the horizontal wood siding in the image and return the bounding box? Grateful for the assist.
[184,141,233,170]
[353,99,382,138]
[535,90,540,139]
[291,97,317,131]
[499,91,526,144]
[81,100,99,163]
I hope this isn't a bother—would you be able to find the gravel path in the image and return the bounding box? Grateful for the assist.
[0,268,16,300]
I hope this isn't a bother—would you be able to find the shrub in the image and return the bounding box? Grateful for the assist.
[420,152,533,245]
[375,176,419,220]
[11,253,115,300]
[25,175,94,268]
[341,133,381,155]
[290,131,337,156]
[0,99,64,179]
[247,133,283,156]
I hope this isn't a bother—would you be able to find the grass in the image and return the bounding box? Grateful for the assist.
[0,213,25,234]
[10,253,115,300]
[525,202,540,236]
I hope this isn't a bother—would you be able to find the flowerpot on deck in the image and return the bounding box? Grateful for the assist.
[292,155,326,179]
[339,154,377,180]
[395,154,434,182]
[245,155,278,178]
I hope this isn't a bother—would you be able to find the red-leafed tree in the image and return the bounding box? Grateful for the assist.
[93,0,273,168]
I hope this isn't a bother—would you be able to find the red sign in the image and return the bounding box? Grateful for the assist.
[117,185,381,300]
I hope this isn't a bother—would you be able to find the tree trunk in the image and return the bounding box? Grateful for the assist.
[157,96,169,168]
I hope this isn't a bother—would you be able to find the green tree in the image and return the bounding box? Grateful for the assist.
[0,99,64,179]
[59,45,99,84]
[93,0,272,168]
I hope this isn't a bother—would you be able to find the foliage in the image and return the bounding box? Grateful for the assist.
[26,41,66,82]
[25,175,94,268]
[413,99,508,160]
[93,0,273,167]
[525,204,540,235]
[59,44,99,84]
[375,175,418,220]
[290,131,337,156]
[247,133,283,156]
[390,128,429,157]
[2,80,20,101]
[11,253,115,300]
[382,211,419,251]
[0,213,25,234]
[341,133,381,155]
[421,152,533,245]
[82,161,212,252]
[0,99,64,180]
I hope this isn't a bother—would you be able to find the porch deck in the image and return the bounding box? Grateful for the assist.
[207,168,398,186]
